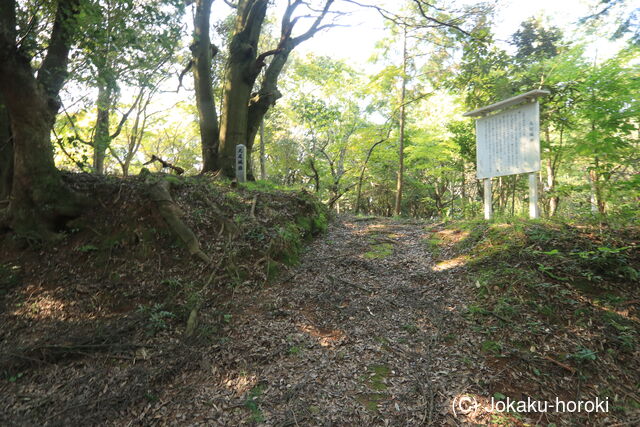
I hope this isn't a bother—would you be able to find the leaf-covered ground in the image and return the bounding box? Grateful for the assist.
[121,216,638,426]
[0,173,327,426]
[1,205,639,425]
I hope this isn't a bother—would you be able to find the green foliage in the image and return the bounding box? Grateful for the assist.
[37,0,637,223]
[6,372,24,383]
[512,17,565,66]
[244,385,265,423]
[288,345,302,355]
[137,303,176,334]
[570,347,598,363]
[0,264,21,297]
[364,242,393,259]
[481,340,503,355]
[364,364,391,391]
[75,244,99,253]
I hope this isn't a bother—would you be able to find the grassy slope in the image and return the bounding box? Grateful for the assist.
[428,218,640,424]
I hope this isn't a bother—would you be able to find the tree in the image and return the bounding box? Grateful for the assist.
[580,0,639,45]
[0,95,12,200]
[217,0,337,178]
[575,48,639,214]
[510,19,571,216]
[0,0,86,238]
[449,26,511,110]
[394,26,408,216]
[512,17,564,66]
[78,0,183,174]
[191,0,220,172]
[108,83,164,176]
[280,55,364,207]
[358,0,488,215]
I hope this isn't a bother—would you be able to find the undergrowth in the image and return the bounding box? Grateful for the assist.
[429,217,640,422]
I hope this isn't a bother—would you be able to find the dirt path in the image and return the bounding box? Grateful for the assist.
[139,217,489,425]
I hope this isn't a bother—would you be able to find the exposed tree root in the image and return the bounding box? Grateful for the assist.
[3,179,90,241]
[146,177,211,264]
[0,323,143,370]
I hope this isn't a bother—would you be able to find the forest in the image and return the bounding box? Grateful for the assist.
[0,0,637,228]
[0,0,639,425]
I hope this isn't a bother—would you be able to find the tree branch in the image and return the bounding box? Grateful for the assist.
[177,59,193,92]
[60,101,91,146]
[52,129,90,171]
[109,88,144,140]
[223,0,238,9]
[16,3,43,51]
[255,48,282,68]
[0,0,17,65]
[240,0,269,38]
[291,0,336,46]
[36,0,81,115]
[340,0,407,26]
[411,0,471,37]
[281,0,304,38]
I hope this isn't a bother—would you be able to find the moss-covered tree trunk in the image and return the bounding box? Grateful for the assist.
[0,95,12,200]
[218,0,334,179]
[0,0,85,237]
[92,77,113,174]
[193,0,220,173]
[218,0,268,178]
[245,41,291,181]
[245,0,334,180]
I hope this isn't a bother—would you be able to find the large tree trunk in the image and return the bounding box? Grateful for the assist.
[0,94,12,200]
[242,0,334,179]
[93,79,112,174]
[2,65,83,236]
[218,0,268,178]
[216,0,334,179]
[0,0,85,237]
[193,0,220,172]
[258,117,266,179]
[245,40,292,180]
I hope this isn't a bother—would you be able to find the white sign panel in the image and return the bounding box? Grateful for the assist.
[476,102,540,179]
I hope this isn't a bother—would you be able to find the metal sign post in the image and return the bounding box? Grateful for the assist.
[464,90,549,220]
[236,144,246,183]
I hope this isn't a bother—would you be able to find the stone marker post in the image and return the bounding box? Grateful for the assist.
[236,144,246,183]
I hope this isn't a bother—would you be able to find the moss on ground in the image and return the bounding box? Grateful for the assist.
[364,242,393,259]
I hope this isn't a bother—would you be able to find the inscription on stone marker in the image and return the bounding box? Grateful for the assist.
[236,144,246,183]
[476,102,540,179]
